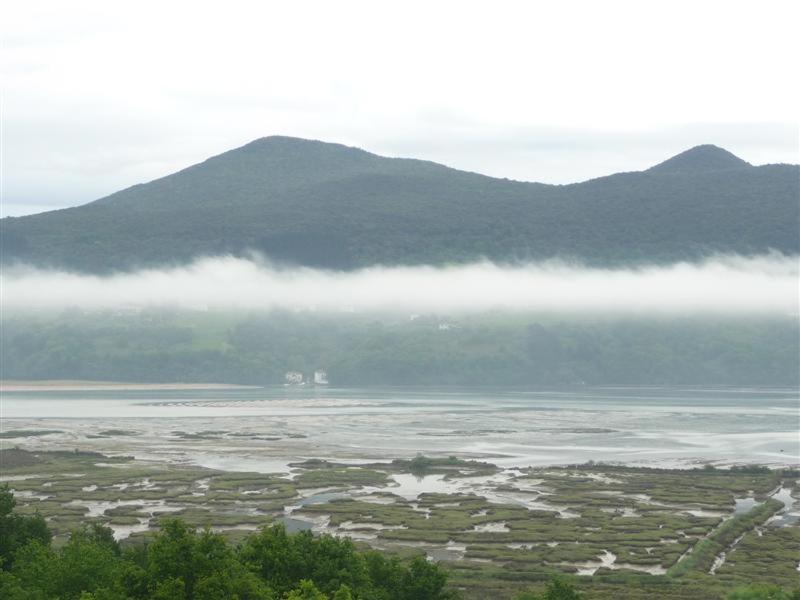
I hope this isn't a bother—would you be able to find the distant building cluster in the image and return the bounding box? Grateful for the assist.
[284,369,328,386]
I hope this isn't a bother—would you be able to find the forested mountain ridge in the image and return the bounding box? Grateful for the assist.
[2,137,798,272]
[646,144,752,173]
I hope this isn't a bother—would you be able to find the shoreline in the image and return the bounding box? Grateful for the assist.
[0,380,260,392]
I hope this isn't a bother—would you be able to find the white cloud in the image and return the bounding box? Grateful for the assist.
[2,254,797,315]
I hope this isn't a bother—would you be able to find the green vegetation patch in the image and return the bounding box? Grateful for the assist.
[0,429,63,439]
[667,499,785,577]
[294,467,390,489]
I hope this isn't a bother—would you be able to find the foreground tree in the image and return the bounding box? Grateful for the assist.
[146,520,272,599]
[0,484,51,570]
[728,585,800,600]
[515,577,582,600]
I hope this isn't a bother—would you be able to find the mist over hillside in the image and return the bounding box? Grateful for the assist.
[2,254,797,314]
[2,254,797,386]
[2,138,797,387]
[2,137,798,272]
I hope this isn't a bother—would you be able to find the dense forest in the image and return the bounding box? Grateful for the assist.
[2,310,796,386]
[2,137,798,272]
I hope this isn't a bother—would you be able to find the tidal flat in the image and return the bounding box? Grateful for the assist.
[1,385,798,598]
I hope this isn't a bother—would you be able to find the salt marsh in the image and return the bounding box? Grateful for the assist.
[2,385,798,599]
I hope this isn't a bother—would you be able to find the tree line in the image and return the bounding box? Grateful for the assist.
[2,311,797,387]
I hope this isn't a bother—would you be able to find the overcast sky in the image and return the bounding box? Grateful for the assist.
[2,0,798,217]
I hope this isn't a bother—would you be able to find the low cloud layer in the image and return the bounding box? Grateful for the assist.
[2,254,798,315]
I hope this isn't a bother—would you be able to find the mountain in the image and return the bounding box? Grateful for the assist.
[2,137,798,272]
[647,144,751,173]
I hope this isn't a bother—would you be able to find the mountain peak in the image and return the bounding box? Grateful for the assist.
[648,145,751,174]
[213,135,378,168]
[238,135,369,156]
[243,135,331,148]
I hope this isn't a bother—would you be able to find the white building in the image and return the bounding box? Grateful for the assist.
[313,370,329,385]
[285,371,304,385]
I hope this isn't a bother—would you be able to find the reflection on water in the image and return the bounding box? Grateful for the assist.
[2,386,798,471]
[388,473,464,499]
[733,497,761,515]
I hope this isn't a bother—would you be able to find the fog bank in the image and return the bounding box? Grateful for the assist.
[2,254,798,315]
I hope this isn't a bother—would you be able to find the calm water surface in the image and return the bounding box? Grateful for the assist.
[2,386,798,472]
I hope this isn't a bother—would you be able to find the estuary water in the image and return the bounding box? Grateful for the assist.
[1,386,798,472]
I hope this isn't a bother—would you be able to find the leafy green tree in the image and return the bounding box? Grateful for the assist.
[2,524,126,600]
[514,577,582,600]
[151,577,187,600]
[332,584,354,600]
[728,584,800,600]
[6,539,58,597]
[286,580,327,600]
[55,526,126,599]
[0,571,34,600]
[193,562,272,600]
[147,520,198,597]
[303,534,370,596]
[398,556,454,600]
[0,484,51,570]
[239,524,303,594]
[363,551,404,597]
[147,519,271,600]
[239,525,369,597]
[543,578,582,600]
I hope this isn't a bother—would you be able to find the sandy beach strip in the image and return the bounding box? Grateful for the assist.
[0,380,260,392]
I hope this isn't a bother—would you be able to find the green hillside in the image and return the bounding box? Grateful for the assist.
[3,310,797,386]
[2,137,798,272]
